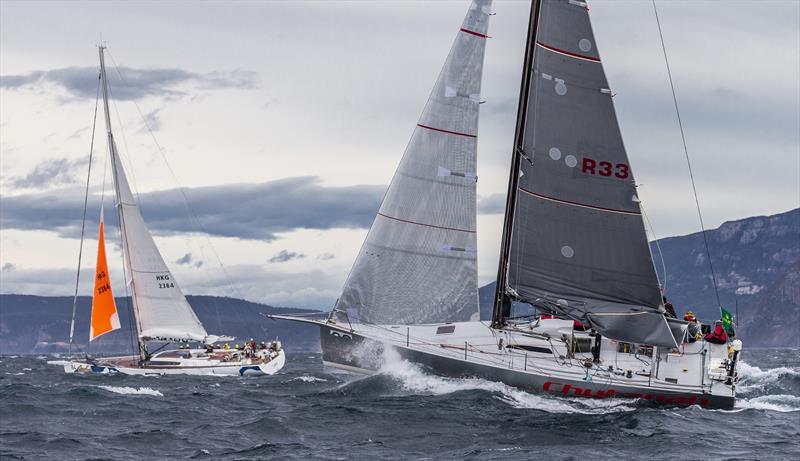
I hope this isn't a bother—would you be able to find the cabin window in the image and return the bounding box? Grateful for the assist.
[436,325,456,335]
[572,337,592,353]
[508,344,552,354]
[617,342,653,357]
[617,342,634,354]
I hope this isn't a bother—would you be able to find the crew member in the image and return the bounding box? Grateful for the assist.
[704,321,728,345]
[663,296,677,319]
[684,311,701,343]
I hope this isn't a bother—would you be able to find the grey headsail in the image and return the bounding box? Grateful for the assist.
[335,0,493,325]
[497,0,679,347]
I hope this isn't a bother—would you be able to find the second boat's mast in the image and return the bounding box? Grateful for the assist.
[98,46,146,362]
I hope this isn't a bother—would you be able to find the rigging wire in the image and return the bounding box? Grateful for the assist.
[68,73,101,357]
[98,50,141,359]
[105,50,247,303]
[652,0,722,307]
[640,201,668,294]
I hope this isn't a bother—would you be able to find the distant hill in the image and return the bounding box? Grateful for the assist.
[478,208,799,348]
[651,208,799,348]
[0,295,322,355]
[2,209,796,353]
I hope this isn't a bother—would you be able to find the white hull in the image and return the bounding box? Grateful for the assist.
[58,348,286,377]
[274,315,739,409]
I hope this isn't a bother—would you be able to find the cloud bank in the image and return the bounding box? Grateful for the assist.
[0,66,257,101]
[1,176,384,241]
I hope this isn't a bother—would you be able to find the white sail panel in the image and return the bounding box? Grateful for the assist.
[110,139,209,342]
[337,0,492,325]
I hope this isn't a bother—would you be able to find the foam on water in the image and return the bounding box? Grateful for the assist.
[96,385,164,397]
[377,348,635,414]
[289,376,328,383]
[737,361,800,393]
[728,394,800,413]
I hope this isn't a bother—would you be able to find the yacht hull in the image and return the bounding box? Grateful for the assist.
[59,349,286,377]
[318,322,735,410]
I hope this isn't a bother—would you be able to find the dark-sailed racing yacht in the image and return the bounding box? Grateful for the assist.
[272,0,742,409]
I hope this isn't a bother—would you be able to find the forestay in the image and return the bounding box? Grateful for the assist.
[504,0,679,347]
[336,0,493,325]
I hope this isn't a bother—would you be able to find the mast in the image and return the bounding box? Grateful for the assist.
[491,0,542,328]
[98,46,146,361]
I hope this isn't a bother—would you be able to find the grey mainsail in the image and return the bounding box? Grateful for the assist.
[498,0,679,347]
[336,0,493,325]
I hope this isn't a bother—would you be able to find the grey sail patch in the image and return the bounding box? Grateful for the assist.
[587,311,678,348]
[336,0,492,326]
[438,166,477,182]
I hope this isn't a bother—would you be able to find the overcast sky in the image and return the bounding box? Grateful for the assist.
[1,0,798,309]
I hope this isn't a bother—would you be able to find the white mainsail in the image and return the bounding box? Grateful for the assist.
[99,47,209,343]
[335,0,493,325]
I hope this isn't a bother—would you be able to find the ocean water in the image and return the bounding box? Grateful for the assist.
[0,349,798,460]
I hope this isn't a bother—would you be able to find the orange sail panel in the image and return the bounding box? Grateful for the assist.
[90,212,120,341]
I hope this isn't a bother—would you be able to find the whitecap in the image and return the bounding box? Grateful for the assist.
[732,394,800,413]
[290,376,328,383]
[96,385,163,397]
[736,361,799,393]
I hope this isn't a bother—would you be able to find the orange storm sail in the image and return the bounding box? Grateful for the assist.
[90,211,121,341]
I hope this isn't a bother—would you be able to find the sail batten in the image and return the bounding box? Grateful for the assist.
[336,0,492,326]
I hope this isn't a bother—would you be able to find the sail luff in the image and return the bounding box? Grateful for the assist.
[491,0,543,328]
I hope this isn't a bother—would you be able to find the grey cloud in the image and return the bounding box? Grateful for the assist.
[477,193,506,215]
[0,66,257,101]
[139,108,162,133]
[316,253,335,261]
[175,253,193,265]
[1,176,384,241]
[269,250,305,263]
[9,157,86,189]
[175,253,204,268]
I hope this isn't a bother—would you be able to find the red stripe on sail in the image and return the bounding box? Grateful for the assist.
[519,187,641,216]
[460,28,490,39]
[417,124,477,139]
[378,212,475,233]
[536,42,601,63]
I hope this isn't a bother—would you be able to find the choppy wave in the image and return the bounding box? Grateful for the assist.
[729,394,800,413]
[1,351,798,460]
[96,385,164,397]
[374,348,635,414]
[737,361,800,394]
[289,376,328,383]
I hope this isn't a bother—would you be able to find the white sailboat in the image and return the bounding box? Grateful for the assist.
[58,46,285,377]
[273,0,742,408]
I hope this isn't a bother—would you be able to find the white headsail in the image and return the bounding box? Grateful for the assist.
[99,47,210,343]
